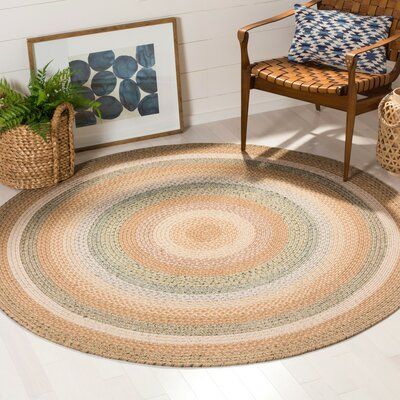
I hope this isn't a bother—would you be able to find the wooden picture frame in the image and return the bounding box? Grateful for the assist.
[27,18,183,152]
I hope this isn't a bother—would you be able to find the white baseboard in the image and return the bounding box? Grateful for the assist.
[185,97,305,127]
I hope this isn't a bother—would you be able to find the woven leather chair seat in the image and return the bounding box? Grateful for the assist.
[252,57,392,95]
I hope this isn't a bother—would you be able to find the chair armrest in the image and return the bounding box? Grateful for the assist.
[346,33,400,74]
[345,33,400,67]
[344,34,400,98]
[238,0,321,43]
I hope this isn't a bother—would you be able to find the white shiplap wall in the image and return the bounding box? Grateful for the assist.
[0,0,300,133]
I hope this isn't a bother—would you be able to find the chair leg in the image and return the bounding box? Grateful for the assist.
[315,104,321,111]
[343,101,357,182]
[241,71,251,151]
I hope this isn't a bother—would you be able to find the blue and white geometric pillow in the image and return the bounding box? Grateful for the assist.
[288,5,393,74]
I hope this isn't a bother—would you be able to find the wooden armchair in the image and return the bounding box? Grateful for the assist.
[238,0,400,181]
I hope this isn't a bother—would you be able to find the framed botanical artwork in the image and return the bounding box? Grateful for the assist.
[27,18,183,151]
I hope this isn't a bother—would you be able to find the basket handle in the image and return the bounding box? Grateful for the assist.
[50,103,75,185]
[378,93,400,129]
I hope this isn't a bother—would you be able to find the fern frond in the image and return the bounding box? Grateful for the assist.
[1,104,26,119]
[0,103,30,132]
[36,62,51,86]
[0,113,24,132]
[0,79,25,106]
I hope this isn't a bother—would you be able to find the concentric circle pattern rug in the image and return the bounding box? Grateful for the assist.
[1,144,400,367]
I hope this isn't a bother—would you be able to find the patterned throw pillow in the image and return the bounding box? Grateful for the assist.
[288,5,393,74]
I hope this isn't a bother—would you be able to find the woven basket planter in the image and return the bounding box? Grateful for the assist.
[0,103,75,190]
[377,94,400,174]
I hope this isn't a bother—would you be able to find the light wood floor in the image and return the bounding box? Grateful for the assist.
[1,104,400,400]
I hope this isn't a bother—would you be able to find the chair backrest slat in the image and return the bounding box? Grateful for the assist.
[318,0,400,61]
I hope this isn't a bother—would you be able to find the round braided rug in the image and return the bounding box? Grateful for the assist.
[1,144,400,367]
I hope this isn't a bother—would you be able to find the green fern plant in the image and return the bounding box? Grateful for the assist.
[0,80,28,130]
[0,63,99,140]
